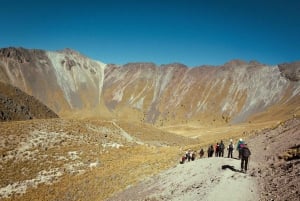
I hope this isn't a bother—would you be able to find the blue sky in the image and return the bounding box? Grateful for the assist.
[1,0,299,66]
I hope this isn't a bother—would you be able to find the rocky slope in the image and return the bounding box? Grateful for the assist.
[104,61,300,126]
[0,82,58,121]
[250,118,300,200]
[0,47,106,117]
[0,47,299,125]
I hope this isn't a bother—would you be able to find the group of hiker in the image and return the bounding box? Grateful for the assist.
[207,140,226,157]
[180,148,205,163]
[180,138,251,172]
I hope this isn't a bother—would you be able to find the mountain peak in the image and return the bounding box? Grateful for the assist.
[224,59,248,67]
[122,62,157,69]
[160,63,188,68]
[58,48,84,57]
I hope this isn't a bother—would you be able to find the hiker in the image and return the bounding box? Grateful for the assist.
[227,139,234,158]
[241,143,251,173]
[185,151,191,162]
[215,143,220,157]
[191,151,196,161]
[180,155,186,164]
[207,146,210,157]
[207,145,214,157]
[219,140,225,157]
[199,148,204,158]
[236,138,245,159]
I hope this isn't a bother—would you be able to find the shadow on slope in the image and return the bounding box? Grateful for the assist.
[0,82,58,121]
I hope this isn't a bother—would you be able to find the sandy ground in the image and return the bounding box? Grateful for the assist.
[107,155,258,201]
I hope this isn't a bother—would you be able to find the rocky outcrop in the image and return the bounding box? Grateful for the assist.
[278,61,300,82]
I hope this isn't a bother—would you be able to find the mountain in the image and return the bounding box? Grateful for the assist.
[104,60,300,126]
[0,47,299,125]
[0,47,107,118]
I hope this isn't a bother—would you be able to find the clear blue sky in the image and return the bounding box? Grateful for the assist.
[1,0,299,66]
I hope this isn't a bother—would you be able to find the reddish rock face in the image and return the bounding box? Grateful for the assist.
[0,47,299,125]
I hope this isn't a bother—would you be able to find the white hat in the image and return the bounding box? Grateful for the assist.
[230,139,233,142]
[240,138,243,141]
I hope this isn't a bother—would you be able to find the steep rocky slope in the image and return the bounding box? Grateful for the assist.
[0,82,58,121]
[250,118,300,201]
[0,47,106,117]
[104,61,300,126]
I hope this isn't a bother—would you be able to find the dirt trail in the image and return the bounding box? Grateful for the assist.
[107,118,300,201]
[107,156,258,201]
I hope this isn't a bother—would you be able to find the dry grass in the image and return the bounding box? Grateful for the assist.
[0,118,190,201]
[0,118,278,201]
[278,145,300,161]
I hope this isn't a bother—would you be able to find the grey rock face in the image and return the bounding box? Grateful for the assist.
[278,61,300,81]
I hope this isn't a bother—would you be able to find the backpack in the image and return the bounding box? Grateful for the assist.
[219,143,224,150]
[242,148,250,157]
[229,143,233,150]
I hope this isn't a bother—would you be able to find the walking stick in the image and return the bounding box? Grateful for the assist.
[248,156,250,170]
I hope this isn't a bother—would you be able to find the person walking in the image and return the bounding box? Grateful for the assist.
[186,150,191,162]
[241,143,251,173]
[215,143,220,157]
[180,155,186,164]
[219,140,225,157]
[207,146,210,157]
[227,139,234,158]
[207,145,214,157]
[199,148,204,158]
[237,138,245,159]
[191,151,196,161]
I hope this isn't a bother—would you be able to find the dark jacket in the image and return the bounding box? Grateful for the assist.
[241,146,251,158]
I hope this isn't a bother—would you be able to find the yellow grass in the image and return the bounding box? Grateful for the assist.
[0,118,283,201]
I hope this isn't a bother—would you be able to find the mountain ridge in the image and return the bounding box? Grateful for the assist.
[0,47,299,126]
[103,60,299,125]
